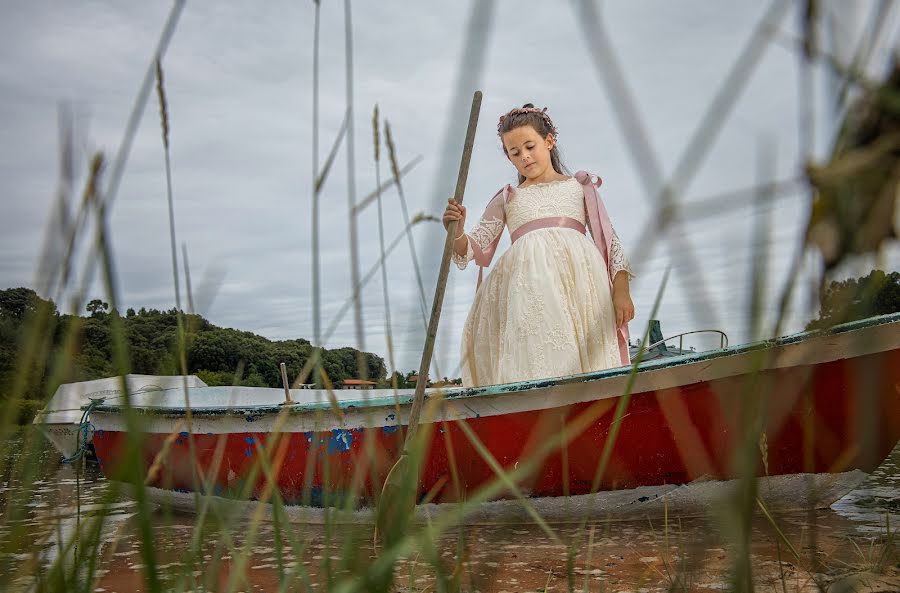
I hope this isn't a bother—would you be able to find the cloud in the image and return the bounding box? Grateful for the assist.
[1,1,898,376]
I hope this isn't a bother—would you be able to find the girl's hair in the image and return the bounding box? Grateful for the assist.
[497,103,569,184]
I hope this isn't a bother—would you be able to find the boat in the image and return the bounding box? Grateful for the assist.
[34,374,207,460]
[627,319,711,361]
[87,313,899,510]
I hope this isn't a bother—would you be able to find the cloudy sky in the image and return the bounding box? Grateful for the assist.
[2,1,898,378]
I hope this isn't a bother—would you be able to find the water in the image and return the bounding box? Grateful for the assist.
[2,429,897,592]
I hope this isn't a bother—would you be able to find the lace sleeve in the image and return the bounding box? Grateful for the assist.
[452,217,504,270]
[451,233,474,269]
[452,191,507,270]
[610,228,634,280]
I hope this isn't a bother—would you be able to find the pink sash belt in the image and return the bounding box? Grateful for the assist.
[510,216,586,244]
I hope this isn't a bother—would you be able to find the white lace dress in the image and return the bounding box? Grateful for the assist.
[453,176,632,387]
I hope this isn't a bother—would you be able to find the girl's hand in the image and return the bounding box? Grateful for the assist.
[443,198,466,232]
[613,292,635,328]
[612,272,635,328]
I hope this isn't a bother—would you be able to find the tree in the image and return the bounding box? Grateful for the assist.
[365,352,387,383]
[194,369,234,386]
[86,299,109,318]
[0,285,393,423]
[387,370,408,389]
[807,270,900,330]
[0,287,55,321]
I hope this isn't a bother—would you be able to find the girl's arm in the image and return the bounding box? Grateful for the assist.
[445,191,507,270]
[609,229,634,280]
[453,234,469,258]
[443,198,469,258]
[610,229,635,327]
[612,270,635,328]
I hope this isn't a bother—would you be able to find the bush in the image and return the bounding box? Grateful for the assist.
[15,399,44,425]
[195,369,235,386]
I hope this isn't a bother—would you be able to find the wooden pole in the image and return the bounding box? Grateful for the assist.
[280,362,294,405]
[403,90,482,447]
[376,91,482,547]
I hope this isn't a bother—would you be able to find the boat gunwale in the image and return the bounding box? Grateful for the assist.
[88,312,900,418]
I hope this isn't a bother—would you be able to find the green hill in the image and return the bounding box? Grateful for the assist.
[0,287,387,422]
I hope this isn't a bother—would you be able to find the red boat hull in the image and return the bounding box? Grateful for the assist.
[92,345,900,505]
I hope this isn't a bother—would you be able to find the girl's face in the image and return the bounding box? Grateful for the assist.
[502,125,555,182]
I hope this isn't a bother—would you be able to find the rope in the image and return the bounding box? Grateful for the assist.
[40,384,176,417]
[61,398,103,463]
[55,382,181,462]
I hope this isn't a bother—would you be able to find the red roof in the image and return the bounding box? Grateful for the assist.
[343,379,377,385]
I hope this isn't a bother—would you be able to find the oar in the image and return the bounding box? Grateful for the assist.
[376,90,482,546]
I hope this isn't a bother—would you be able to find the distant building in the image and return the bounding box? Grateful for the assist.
[342,379,377,390]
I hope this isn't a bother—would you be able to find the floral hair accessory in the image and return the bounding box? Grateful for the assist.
[497,106,558,140]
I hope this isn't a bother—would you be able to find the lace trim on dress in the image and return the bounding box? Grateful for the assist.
[610,230,634,280]
[452,217,504,270]
[516,176,574,190]
[451,240,474,269]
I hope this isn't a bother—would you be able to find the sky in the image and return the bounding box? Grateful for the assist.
[1,1,898,378]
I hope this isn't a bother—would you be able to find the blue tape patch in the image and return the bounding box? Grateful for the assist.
[327,429,354,454]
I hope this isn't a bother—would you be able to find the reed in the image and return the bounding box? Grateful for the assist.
[383,121,430,334]
[372,104,402,413]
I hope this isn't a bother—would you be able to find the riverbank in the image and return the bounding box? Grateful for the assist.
[2,429,897,592]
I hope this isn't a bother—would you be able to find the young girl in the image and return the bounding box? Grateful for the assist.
[443,104,635,387]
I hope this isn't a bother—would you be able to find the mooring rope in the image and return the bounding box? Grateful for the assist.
[61,398,104,463]
[38,384,173,416]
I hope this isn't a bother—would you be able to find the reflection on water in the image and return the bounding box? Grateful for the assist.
[832,446,899,532]
[2,430,897,592]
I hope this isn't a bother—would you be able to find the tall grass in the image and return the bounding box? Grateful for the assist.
[1,1,897,592]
